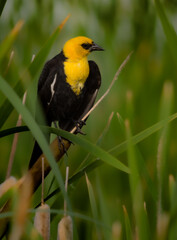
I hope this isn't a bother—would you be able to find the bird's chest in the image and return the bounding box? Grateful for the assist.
[64,58,89,95]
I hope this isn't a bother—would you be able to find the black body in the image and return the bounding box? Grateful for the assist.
[29,51,101,168]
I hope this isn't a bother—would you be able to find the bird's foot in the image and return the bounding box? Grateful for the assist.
[74,120,86,135]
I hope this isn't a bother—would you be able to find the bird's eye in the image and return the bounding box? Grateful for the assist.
[81,43,92,50]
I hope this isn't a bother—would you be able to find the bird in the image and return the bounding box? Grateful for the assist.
[29,36,104,168]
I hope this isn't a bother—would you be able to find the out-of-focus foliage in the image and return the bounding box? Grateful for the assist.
[1,0,177,239]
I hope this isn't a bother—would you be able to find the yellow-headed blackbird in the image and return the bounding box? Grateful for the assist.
[29,36,104,168]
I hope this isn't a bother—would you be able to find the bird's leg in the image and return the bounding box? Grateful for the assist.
[54,121,68,155]
[74,119,86,135]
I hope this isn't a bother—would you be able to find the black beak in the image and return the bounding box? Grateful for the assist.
[90,42,104,52]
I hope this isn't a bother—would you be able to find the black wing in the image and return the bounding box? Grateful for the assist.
[29,52,67,168]
[36,52,67,125]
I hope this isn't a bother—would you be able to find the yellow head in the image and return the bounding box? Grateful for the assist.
[63,36,104,61]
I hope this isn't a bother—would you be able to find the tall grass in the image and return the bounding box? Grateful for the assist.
[1,0,177,239]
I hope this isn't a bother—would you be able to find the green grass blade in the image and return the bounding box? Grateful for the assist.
[154,0,177,66]
[169,178,177,238]
[76,112,114,172]
[0,15,69,129]
[110,112,177,157]
[116,113,158,202]
[0,126,29,137]
[125,120,150,240]
[157,82,173,200]
[0,0,7,16]
[169,175,176,210]
[135,149,158,202]
[96,112,114,146]
[0,20,24,64]
[42,160,102,204]
[85,173,101,239]
[156,82,174,238]
[0,125,130,174]
[126,120,141,200]
[96,174,111,240]
[43,127,130,174]
[85,174,98,218]
[117,112,126,131]
[0,74,71,211]
[0,82,24,129]
[122,205,133,240]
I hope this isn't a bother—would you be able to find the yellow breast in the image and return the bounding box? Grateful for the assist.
[64,57,89,95]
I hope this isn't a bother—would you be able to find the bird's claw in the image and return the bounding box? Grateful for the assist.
[75,127,86,135]
[74,120,86,135]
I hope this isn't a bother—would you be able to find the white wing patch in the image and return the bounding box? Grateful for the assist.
[48,73,57,105]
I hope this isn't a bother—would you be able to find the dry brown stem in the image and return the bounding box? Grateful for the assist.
[70,51,133,134]
[6,92,27,179]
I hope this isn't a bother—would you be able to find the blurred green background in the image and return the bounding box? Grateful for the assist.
[1,0,177,239]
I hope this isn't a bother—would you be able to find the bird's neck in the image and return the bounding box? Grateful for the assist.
[64,57,89,95]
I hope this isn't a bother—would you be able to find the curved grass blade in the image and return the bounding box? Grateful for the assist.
[44,127,130,174]
[0,126,29,137]
[0,125,129,173]
[0,75,71,211]
[0,124,129,173]
[0,15,70,129]
[1,113,177,178]
[109,112,177,156]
